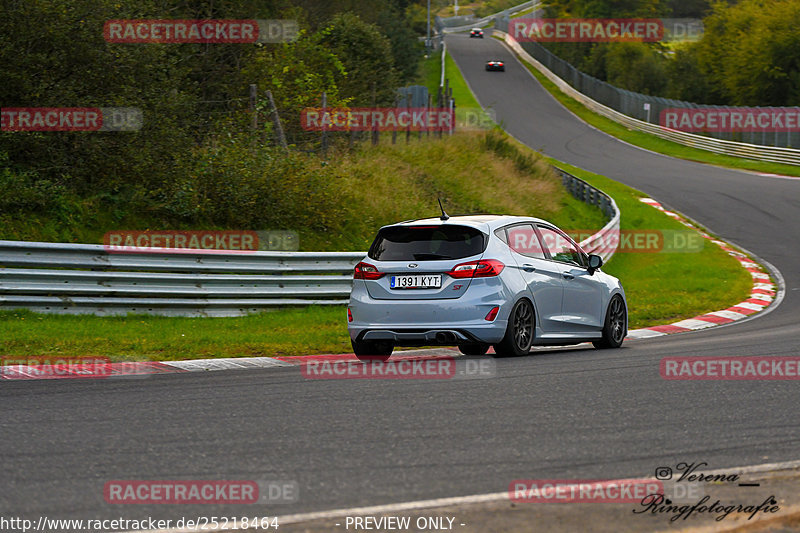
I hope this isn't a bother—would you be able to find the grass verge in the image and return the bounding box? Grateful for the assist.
[0,307,349,360]
[497,35,800,177]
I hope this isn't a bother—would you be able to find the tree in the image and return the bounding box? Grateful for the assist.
[316,13,400,106]
[605,42,668,94]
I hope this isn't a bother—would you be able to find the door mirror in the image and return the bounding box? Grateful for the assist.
[587,254,603,273]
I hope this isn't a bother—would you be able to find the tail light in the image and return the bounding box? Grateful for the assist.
[447,259,505,279]
[347,308,353,322]
[354,261,384,280]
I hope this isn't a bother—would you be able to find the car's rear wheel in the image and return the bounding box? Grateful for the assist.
[493,300,534,357]
[352,339,393,362]
[593,295,627,349]
[458,343,490,356]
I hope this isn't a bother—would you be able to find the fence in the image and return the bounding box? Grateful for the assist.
[0,169,618,317]
[492,26,800,164]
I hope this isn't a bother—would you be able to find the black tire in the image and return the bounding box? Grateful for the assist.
[593,295,627,349]
[458,343,490,356]
[492,300,534,357]
[352,339,393,362]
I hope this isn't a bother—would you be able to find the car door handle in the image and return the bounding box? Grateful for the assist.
[522,264,536,272]
[562,273,574,280]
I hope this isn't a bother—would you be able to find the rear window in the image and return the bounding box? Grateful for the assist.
[368,225,487,261]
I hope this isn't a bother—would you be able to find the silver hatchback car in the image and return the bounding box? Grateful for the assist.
[347,215,627,359]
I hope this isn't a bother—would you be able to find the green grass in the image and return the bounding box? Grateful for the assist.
[0,307,350,360]
[416,48,479,109]
[499,35,800,177]
[417,49,442,94]
[0,131,598,250]
[299,131,606,250]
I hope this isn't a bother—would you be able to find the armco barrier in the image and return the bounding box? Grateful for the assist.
[494,29,800,165]
[438,1,538,34]
[557,168,620,264]
[0,242,363,316]
[0,169,618,317]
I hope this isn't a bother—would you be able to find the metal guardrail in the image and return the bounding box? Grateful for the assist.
[439,1,538,34]
[0,166,619,317]
[0,242,363,316]
[495,30,800,166]
[559,169,620,264]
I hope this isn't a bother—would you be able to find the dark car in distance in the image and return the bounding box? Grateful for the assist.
[486,60,505,71]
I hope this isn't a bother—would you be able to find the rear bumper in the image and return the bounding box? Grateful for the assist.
[360,329,478,344]
[348,282,511,345]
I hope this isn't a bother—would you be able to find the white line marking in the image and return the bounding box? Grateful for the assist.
[671,318,717,330]
[754,282,776,291]
[162,357,293,371]
[734,301,766,311]
[626,329,666,339]
[707,310,748,321]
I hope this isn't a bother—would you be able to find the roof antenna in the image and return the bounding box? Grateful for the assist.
[438,198,450,221]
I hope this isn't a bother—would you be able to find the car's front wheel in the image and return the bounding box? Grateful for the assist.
[493,300,534,357]
[352,339,393,361]
[593,295,627,349]
[458,343,490,356]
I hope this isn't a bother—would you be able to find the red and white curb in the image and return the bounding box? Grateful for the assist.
[626,198,779,340]
[0,350,457,380]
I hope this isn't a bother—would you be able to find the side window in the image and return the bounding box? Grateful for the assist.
[494,228,508,244]
[505,224,546,259]
[537,225,586,266]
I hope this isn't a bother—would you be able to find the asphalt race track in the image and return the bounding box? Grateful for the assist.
[2,31,799,531]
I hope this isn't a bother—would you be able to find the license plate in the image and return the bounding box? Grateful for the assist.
[390,274,442,289]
